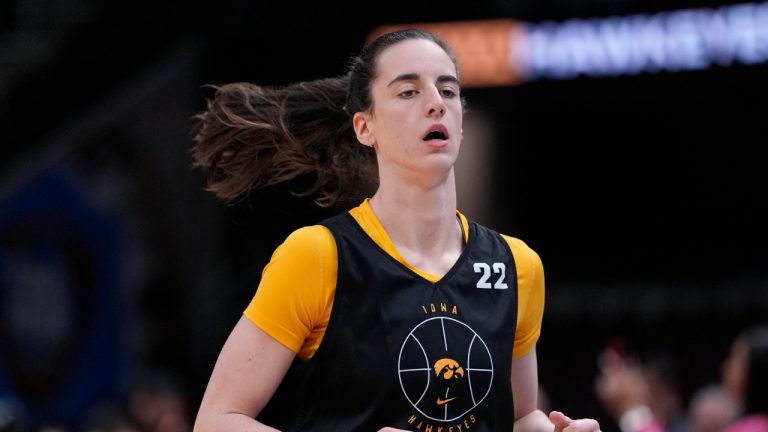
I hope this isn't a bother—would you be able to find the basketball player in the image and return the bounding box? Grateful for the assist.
[191,28,600,432]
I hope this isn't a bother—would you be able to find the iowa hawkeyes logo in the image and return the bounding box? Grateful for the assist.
[398,317,493,422]
[434,358,464,380]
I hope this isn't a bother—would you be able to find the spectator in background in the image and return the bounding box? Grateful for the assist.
[642,354,687,432]
[128,372,191,432]
[594,341,686,432]
[74,370,191,432]
[722,325,768,432]
[687,383,739,432]
[80,400,140,432]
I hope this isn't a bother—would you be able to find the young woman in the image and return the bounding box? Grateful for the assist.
[192,28,601,432]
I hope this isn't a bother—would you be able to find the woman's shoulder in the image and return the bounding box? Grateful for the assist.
[499,234,542,268]
[471,220,541,266]
[273,224,336,259]
[285,224,334,241]
[460,214,539,260]
[497,233,536,254]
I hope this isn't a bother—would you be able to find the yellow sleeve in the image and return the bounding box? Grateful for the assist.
[502,235,545,359]
[243,225,337,361]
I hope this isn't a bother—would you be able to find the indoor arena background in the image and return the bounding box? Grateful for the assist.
[1,0,766,430]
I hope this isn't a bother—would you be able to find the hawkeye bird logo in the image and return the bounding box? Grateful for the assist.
[434,358,465,380]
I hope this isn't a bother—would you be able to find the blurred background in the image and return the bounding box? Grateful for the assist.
[1,0,767,431]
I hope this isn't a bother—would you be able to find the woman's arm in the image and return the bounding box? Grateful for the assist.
[194,316,296,432]
[513,348,551,432]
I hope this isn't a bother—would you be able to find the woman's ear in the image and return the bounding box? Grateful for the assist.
[353,111,373,147]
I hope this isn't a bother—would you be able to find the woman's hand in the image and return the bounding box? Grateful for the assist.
[550,410,601,432]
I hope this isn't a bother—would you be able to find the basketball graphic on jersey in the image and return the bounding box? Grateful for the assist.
[398,316,493,422]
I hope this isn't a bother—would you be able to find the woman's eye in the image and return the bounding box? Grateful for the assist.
[441,88,458,98]
[400,90,417,98]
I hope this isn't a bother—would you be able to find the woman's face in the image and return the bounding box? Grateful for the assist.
[356,38,463,183]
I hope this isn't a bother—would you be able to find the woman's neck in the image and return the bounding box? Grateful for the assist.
[369,169,463,275]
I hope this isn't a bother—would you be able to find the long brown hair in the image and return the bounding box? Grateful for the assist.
[191,29,458,207]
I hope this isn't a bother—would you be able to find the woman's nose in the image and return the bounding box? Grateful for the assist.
[428,105,445,116]
[426,90,446,117]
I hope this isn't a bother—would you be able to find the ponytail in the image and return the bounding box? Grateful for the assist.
[191,76,377,207]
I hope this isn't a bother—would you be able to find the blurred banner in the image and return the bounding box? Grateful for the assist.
[369,1,768,87]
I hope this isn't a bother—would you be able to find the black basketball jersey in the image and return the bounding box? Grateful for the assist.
[258,212,519,431]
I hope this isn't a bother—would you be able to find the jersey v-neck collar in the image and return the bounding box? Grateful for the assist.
[348,198,471,284]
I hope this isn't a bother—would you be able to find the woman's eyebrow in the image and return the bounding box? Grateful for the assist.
[387,73,459,87]
[437,75,459,85]
[387,73,419,87]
